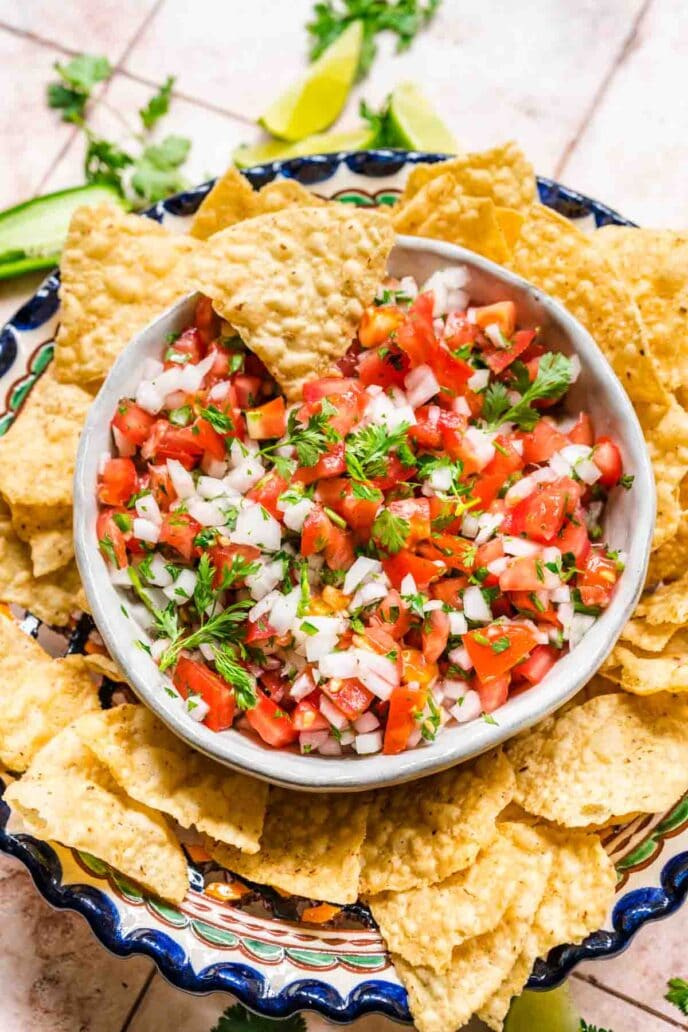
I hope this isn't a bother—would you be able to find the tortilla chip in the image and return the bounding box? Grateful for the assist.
[645,398,688,550]
[595,227,688,392]
[360,749,515,895]
[75,705,267,853]
[508,204,668,407]
[392,828,551,1032]
[506,692,688,826]
[368,822,545,973]
[648,520,688,585]
[0,369,91,513]
[190,166,260,239]
[81,651,127,682]
[603,634,688,695]
[9,502,72,544]
[0,615,98,771]
[28,527,74,577]
[637,570,688,624]
[478,827,616,1030]
[206,787,369,904]
[393,176,510,263]
[257,178,325,214]
[189,205,394,400]
[619,618,677,653]
[400,142,536,212]
[4,726,188,902]
[0,518,85,626]
[55,204,198,386]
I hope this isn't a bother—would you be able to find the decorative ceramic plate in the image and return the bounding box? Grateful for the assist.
[1,150,686,1024]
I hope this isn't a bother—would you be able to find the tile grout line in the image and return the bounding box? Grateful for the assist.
[571,972,688,1029]
[553,0,655,179]
[0,17,256,128]
[117,966,158,1032]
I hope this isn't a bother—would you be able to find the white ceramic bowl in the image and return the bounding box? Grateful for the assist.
[74,235,654,791]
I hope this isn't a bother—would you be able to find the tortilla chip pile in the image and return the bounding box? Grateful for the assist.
[1,143,687,1031]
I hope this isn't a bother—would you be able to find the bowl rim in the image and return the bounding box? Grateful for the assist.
[74,233,654,792]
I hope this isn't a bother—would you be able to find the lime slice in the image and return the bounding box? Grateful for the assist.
[387,81,458,152]
[505,985,581,1032]
[260,21,363,142]
[233,126,377,168]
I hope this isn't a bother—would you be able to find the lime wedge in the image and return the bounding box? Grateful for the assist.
[505,985,581,1032]
[260,21,363,142]
[233,126,377,168]
[387,81,458,152]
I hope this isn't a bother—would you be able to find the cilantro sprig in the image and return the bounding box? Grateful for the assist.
[345,421,409,493]
[372,508,409,554]
[271,400,339,468]
[47,54,112,122]
[483,352,573,431]
[213,645,258,710]
[666,977,688,1016]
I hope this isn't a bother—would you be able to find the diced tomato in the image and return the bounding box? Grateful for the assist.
[358,305,406,348]
[440,412,485,471]
[579,551,619,607]
[142,421,203,469]
[431,576,468,608]
[159,512,202,561]
[300,383,363,438]
[357,346,409,389]
[148,464,176,510]
[316,478,380,533]
[245,688,298,747]
[507,477,582,543]
[173,656,236,732]
[112,399,156,446]
[232,374,263,408]
[593,437,623,487]
[419,533,476,574]
[430,344,473,396]
[209,543,261,587]
[555,513,591,565]
[371,590,412,639]
[471,301,516,337]
[97,458,138,506]
[246,471,288,520]
[370,453,416,492]
[165,327,204,368]
[428,496,464,534]
[568,412,594,446]
[421,609,450,663]
[383,549,446,590]
[499,557,557,593]
[295,442,347,485]
[386,498,431,546]
[97,509,128,568]
[322,678,373,721]
[520,419,569,464]
[260,670,288,704]
[463,623,539,682]
[483,328,535,375]
[409,404,442,448]
[204,341,232,384]
[444,311,480,350]
[301,506,334,555]
[194,296,218,345]
[512,645,558,684]
[509,590,559,624]
[245,614,276,643]
[246,397,286,440]
[192,415,227,461]
[472,438,523,507]
[292,697,330,732]
[303,376,357,404]
[477,674,510,714]
[383,684,426,755]
[396,292,436,367]
[324,525,356,570]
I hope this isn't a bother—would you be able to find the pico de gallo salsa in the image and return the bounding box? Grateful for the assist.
[97,267,629,756]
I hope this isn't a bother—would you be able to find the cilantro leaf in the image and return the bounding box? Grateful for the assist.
[159,598,252,671]
[284,399,339,467]
[345,421,409,484]
[579,1022,614,1032]
[211,1004,306,1032]
[372,508,409,554]
[193,552,216,619]
[483,352,572,431]
[666,977,688,1016]
[213,645,258,710]
[48,54,112,122]
[84,132,133,193]
[307,0,441,80]
[131,135,191,203]
[139,75,175,130]
[200,405,234,434]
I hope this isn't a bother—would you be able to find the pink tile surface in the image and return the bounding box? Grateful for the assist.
[1,0,159,60]
[571,976,682,1032]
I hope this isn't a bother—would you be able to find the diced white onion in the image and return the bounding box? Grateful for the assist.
[487,557,509,576]
[343,556,382,596]
[249,589,280,623]
[290,670,316,702]
[268,588,301,636]
[542,546,562,564]
[452,395,471,416]
[448,611,468,636]
[461,513,480,538]
[150,637,170,662]
[186,696,210,723]
[352,648,399,687]
[196,476,227,500]
[300,730,329,754]
[405,364,440,408]
[231,503,281,551]
[147,553,174,587]
[282,498,314,533]
[246,559,283,601]
[354,711,380,733]
[319,695,350,731]
[569,354,581,382]
[208,380,231,403]
[338,729,355,747]
[351,580,388,609]
[464,426,495,471]
[354,730,383,755]
[550,585,571,604]
[179,353,215,393]
[569,612,596,648]
[224,459,265,493]
[167,458,195,499]
[423,598,444,612]
[228,438,258,467]
[112,426,136,457]
[576,458,602,485]
[484,323,508,349]
[448,645,473,670]
[187,497,226,527]
[110,564,132,587]
[502,536,541,557]
[400,573,418,596]
[422,267,469,316]
[133,517,160,544]
[429,464,453,492]
[449,689,482,723]
[475,511,504,544]
[142,357,164,380]
[319,737,343,756]
[135,493,161,525]
[504,474,537,506]
[442,678,468,702]
[135,380,165,414]
[463,585,492,623]
[467,368,490,392]
[319,651,360,680]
